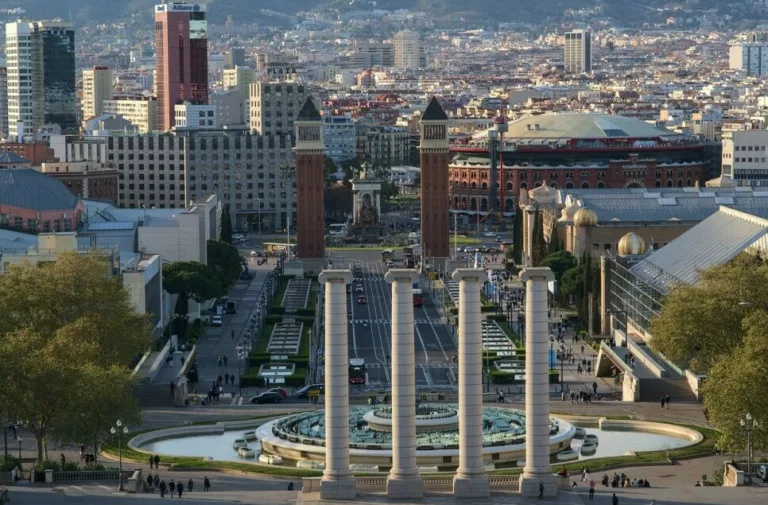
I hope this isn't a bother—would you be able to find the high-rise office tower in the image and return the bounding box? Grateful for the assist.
[226,47,246,68]
[154,1,209,131]
[564,29,592,74]
[249,81,308,137]
[82,66,114,121]
[394,31,425,69]
[0,64,7,139]
[6,20,76,138]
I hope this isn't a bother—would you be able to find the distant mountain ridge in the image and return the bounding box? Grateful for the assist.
[0,0,739,25]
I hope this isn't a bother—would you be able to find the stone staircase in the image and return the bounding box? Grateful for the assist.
[639,377,698,403]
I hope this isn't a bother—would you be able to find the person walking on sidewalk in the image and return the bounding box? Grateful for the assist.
[204,476,211,491]
[177,481,184,498]
[169,479,175,498]
[612,493,619,505]
[159,480,167,498]
[154,455,160,469]
[588,480,595,500]
[149,455,154,469]
[187,478,193,492]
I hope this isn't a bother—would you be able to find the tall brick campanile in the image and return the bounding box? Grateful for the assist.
[419,96,450,264]
[293,97,325,267]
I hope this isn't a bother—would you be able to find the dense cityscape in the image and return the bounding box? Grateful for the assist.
[0,1,767,504]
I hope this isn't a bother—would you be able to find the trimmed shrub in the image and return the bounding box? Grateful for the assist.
[296,308,315,317]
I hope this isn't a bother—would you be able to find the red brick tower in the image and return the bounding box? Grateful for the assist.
[419,96,450,263]
[293,97,325,266]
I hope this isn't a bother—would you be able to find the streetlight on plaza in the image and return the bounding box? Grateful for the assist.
[110,420,128,492]
[741,412,759,485]
[16,437,22,468]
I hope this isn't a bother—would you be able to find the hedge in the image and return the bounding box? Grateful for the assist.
[490,370,559,384]
[486,314,507,322]
[294,315,315,325]
[296,308,315,317]
[269,305,285,315]
[481,304,500,313]
[265,314,283,324]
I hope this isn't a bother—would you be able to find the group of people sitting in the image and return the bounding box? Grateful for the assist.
[602,472,651,488]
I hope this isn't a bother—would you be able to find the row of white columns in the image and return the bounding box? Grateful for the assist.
[316,266,556,500]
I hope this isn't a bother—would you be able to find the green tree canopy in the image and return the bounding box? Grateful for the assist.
[540,250,577,283]
[220,204,233,244]
[649,254,768,373]
[207,240,243,292]
[0,253,151,462]
[703,311,768,451]
[163,261,223,314]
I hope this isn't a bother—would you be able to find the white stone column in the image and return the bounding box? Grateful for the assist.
[385,269,423,498]
[452,268,490,498]
[519,267,557,498]
[524,205,536,267]
[318,270,356,499]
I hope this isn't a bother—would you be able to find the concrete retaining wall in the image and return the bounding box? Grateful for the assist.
[147,340,172,383]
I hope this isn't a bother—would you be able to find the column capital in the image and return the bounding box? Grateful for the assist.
[385,269,419,284]
[520,267,555,283]
[452,268,487,283]
[319,269,353,285]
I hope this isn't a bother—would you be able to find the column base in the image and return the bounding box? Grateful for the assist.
[519,472,556,498]
[386,475,423,498]
[319,477,357,500]
[452,474,490,498]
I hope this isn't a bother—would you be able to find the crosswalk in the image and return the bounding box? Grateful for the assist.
[350,318,436,325]
[366,362,456,369]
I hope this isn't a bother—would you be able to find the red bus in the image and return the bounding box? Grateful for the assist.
[413,288,423,307]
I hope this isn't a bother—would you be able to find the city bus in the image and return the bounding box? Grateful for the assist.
[413,282,424,307]
[264,243,296,254]
[349,358,367,385]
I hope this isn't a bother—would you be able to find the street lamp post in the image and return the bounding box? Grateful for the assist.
[741,413,759,485]
[16,437,21,467]
[110,420,128,492]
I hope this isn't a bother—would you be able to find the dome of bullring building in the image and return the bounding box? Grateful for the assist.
[573,208,598,227]
[0,169,83,232]
[618,232,648,256]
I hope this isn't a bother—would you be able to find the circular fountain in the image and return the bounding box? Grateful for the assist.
[256,404,576,469]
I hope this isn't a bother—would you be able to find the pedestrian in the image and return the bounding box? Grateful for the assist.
[612,493,619,505]
[588,479,595,500]
[665,394,670,409]
[660,397,665,409]
[154,454,160,469]
[218,355,223,367]
[154,474,160,488]
[538,480,544,499]
[177,481,184,498]
[217,374,223,385]
[159,479,167,498]
[225,372,230,385]
[224,356,228,367]
[147,473,154,489]
[169,479,176,498]
[288,482,294,491]
[149,455,154,469]
[231,329,235,340]
[170,381,176,396]
[181,355,186,367]
[204,476,211,491]
[188,478,193,492]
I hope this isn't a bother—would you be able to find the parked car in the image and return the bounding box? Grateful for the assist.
[757,464,768,482]
[211,315,222,326]
[296,384,325,399]
[265,387,289,398]
[496,236,504,243]
[249,392,283,404]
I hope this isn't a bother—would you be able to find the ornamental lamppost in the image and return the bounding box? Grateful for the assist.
[110,420,128,491]
[741,412,759,485]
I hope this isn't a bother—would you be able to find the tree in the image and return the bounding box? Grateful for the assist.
[649,254,768,372]
[0,253,151,366]
[220,204,233,244]
[163,261,222,315]
[703,311,768,452]
[540,250,577,283]
[53,364,142,462]
[207,240,242,292]
[560,265,584,300]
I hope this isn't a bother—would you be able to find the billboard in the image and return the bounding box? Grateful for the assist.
[155,3,207,13]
